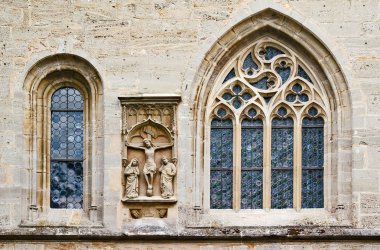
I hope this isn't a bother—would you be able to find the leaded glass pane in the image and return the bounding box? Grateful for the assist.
[271,169,293,208]
[275,67,291,84]
[51,161,83,209]
[243,53,258,70]
[302,117,324,208]
[210,119,233,209]
[299,94,309,102]
[271,118,294,209]
[50,87,84,209]
[241,119,263,209]
[265,47,284,60]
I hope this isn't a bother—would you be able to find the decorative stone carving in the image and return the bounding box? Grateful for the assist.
[119,95,181,203]
[127,139,172,197]
[159,157,177,199]
[123,158,139,199]
[157,208,168,218]
[130,209,142,219]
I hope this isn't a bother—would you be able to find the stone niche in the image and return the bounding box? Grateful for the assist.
[119,95,181,219]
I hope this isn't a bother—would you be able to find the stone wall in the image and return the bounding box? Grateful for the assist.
[0,0,379,246]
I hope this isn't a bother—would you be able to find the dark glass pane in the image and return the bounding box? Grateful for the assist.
[277,107,287,117]
[265,46,284,60]
[302,169,323,208]
[50,87,84,209]
[275,67,291,84]
[271,169,293,209]
[264,96,272,103]
[299,94,309,102]
[222,93,233,101]
[286,94,296,102]
[243,53,258,70]
[210,170,233,209]
[210,119,233,209]
[241,119,263,209]
[308,107,318,116]
[301,117,324,208]
[232,85,242,94]
[271,118,293,209]
[251,77,268,90]
[242,92,252,101]
[271,118,293,168]
[298,66,313,83]
[217,108,227,118]
[241,119,263,168]
[233,98,241,109]
[223,69,236,83]
[241,171,263,209]
[247,108,257,118]
[292,83,302,93]
[50,161,83,209]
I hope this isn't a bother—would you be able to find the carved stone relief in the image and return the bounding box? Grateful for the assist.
[119,96,180,217]
[159,157,177,199]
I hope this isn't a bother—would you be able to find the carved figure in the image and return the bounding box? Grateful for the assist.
[124,158,139,199]
[127,138,172,196]
[159,157,177,199]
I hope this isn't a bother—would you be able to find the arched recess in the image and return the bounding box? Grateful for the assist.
[22,54,103,226]
[191,9,351,226]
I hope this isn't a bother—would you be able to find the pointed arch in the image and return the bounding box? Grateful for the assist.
[191,9,351,226]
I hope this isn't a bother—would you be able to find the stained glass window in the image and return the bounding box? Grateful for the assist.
[50,87,84,209]
[302,116,324,208]
[241,119,263,209]
[210,118,233,209]
[271,117,294,209]
[209,40,328,211]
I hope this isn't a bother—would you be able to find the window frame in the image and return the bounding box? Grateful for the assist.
[22,54,103,227]
[46,85,88,210]
[203,39,332,215]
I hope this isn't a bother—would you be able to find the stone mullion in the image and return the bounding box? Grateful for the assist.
[263,118,271,210]
[294,117,302,210]
[234,120,241,210]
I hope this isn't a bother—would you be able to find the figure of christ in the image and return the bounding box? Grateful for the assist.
[127,138,172,196]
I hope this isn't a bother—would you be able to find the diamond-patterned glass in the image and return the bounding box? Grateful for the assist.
[302,117,324,208]
[271,118,294,209]
[241,119,263,209]
[50,87,83,209]
[210,119,233,209]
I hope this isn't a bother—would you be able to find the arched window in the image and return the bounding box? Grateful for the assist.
[23,54,103,225]
[50,87,84,209]
[207,39,328,210]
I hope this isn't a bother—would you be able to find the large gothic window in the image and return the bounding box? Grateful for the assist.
[208,40,328,210]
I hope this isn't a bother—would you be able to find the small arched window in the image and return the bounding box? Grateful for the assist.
[50,87,84,209]
[207,39,328,210]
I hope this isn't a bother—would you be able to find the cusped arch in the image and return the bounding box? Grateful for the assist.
[191,8,352,224]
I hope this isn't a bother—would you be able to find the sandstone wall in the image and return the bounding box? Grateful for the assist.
[0,0,379,246]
